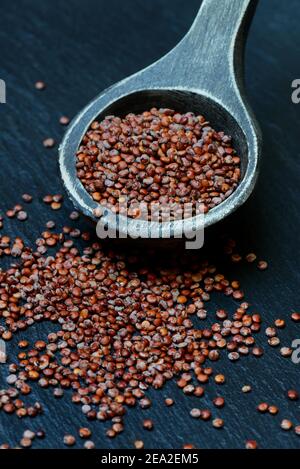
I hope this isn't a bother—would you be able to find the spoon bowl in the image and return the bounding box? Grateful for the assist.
[60,0,261,240]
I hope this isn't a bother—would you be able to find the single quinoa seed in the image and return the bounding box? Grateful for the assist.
[242,385,252,393]
[268,405,279,415]
[84,440,95,449]
[6,209,15,218]
[252,346,264,357]
[257,402,269,413]
[281,419,293,431]
[190,408,201,419]
[215,374,226,385]
[294,426,300,436]
[63,434,76,446]
[17,211,28,221]
[69,211,80,220]
[51,202,61,211]
[134,440,144,449]
[23,430,35,440]
[165,398,174,407]
[274,319,285,329]
[257,260,268,271]
[93,206,103,218]
[213,397,225,408]
[200,410,211,421]
[212,418,224,429]
[291,312,300,322]
[280,347,293,357]
[35,81,46,90]
[79,427,92,439]
[106,429,116,439]
[143,419,154,430]
[0,196,272,446]
[265,327,277,338]
[287,389,299,401]
[245,253,257,263]
[20,437,32,448]
[43,138,56,148]
[59,116,70,125]
[22,194,33,203]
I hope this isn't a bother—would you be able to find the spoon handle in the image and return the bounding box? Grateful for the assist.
[153,0,258,93]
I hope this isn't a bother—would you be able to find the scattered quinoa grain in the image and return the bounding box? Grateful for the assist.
[22,194,33,203]
[51,202,61,210]
[257,402,269,413]
[77,108,241,219]
[143,419,154,430]
[265,327,277,338]
[268,337,280,347]
[252,346,264,357]
[190,408,201,419]
[6,209,15,218]
[245,440,257,449]
[274,319,285,329]
[212,418,224,429]
[36,430,45,439]
[46,220,56,229]
[139,397,152,409]
[35,81,46,90]
[43,138,56,148]
[280,347,293,357]
[165,398,174,407]
[257,260,268,271]
[268,405,279,415]
[23,430,35,440]
[242,385,252,393]
[59,116,70,125]
[200,410,211,421]
[20,438,32,448]
[106,429,116,439]
[294,426,300,436]
[69,211,80,220]
[291,312,300,322]
[79,428,92,439]
[245,253,257,263]
[63,434,76,446]
[215,374,225,384]
[287,389,299,401]
[84,440,95,449]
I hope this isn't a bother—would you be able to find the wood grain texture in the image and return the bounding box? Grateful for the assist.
[0,0,300,449]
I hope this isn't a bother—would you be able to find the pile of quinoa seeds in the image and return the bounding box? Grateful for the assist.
[76,108,241,219]
[0,87,300,449]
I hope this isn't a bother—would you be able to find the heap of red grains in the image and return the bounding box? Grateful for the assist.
[0,194,299,449]
[76,108,241,219]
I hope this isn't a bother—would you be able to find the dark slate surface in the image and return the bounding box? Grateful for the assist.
[0,0,300,449]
